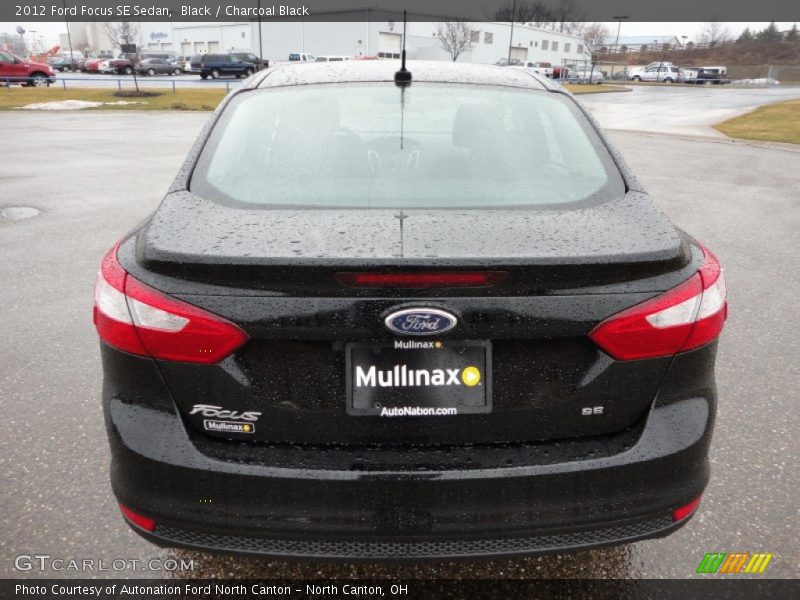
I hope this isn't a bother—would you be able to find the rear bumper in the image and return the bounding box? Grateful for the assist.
[137,513,686,561]
[104,348,714,560]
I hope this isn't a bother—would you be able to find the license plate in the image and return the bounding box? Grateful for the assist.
[346,340,491,416]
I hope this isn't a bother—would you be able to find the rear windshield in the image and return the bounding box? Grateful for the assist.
[191,83,624,209]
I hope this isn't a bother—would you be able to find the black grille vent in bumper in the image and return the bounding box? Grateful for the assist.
[154,516,674,559]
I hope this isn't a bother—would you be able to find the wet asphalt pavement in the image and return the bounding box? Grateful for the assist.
[1,110,798,579]
[577,83,800,138]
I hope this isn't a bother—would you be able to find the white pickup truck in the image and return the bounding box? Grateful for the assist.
[516,61,554,77]
[288,52,316,62]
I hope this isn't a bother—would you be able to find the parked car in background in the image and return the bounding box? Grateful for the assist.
[694,66,731,85]
[135,58,183,76]
[552,65,570,80]
[566,66,605,84]
[82,55,108,70]
[84,56,112,73]
[679,66,698,83]
[100,58,135,75]
[0,51,55,86]
[139,52,178,62]
[495,57,521,67]
[175,56,192,72]
[190,54,256,79]
[628,62,676,77]
[288,52,316,62]
[629,65,681,83]
[49,56,79,72]
[231,52,269,70]
[517,61,553,77]
[608,68,630,80]
[315,55,352,62]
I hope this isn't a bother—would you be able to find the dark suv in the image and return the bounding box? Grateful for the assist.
[230,52,269,71]
[190,54,256,79]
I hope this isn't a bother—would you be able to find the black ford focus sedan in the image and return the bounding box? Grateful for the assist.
[95,61,726,559]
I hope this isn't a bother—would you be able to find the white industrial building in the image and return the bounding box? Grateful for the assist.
[134,19,588,65]
[59,22,116,55]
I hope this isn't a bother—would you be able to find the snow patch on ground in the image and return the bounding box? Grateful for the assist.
[732,78,781,87]
[17,100,147,110]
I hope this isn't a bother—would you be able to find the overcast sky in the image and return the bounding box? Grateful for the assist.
[599,22,797,40]
[3,21,797,48]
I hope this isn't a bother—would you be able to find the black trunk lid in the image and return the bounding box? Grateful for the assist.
[121,191,697,446]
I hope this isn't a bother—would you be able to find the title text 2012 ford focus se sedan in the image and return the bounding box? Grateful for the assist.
[95,61,726,560]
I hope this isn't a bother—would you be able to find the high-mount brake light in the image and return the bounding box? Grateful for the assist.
[589,244,726,361]
[93,241,248,364]
[336,271,507,289]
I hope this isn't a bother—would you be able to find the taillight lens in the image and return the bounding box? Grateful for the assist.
[672,495,702,521]
[93,241,248,364]
[589,245,726,361]
[336,271,507,288]
[119,503,156,531]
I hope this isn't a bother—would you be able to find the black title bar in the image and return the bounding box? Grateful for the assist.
[5,0,800,22]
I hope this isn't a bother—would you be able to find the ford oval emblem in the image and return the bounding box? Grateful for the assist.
[384,308,458,336]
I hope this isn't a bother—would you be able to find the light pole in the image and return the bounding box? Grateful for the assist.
[611,15,628,78]
[654,40,661,82]
[62,0,75,68]
[507,0,517,64]
[256,0,264,62]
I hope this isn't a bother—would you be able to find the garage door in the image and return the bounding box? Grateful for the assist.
[182,42,191,56]
[510,47,528,62]
[208,41,220,53]
[378,32,401,59]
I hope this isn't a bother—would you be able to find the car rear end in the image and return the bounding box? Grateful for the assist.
[97,63,725,560]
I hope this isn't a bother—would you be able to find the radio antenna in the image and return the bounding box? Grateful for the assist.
[394,10,412,86]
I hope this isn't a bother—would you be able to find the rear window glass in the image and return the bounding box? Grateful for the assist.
[191,83,624,209]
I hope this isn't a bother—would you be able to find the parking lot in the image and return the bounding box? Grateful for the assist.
[1,102,798,578]
[578,84,800,137]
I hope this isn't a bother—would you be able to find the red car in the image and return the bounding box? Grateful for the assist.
[84,57,113,73]
[101,58,134,75]
[0,50,55,86]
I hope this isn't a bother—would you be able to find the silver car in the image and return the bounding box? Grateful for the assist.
[567,66,605,84]
[630,65,681,83]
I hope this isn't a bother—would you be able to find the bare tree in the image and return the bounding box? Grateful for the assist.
[437,21,477,62]
[103,22,142,92]
[697,21,731,47]
[579,22,610,52]
[551,0,586,32]
[103,22,141,53]
[495,1,554,27]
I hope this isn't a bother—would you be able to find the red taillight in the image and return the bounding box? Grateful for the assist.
[589,244,726,361]
[672,495,702,521]
[93,241,248,364]
[119,503,156,531]
[336,271,507,288]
